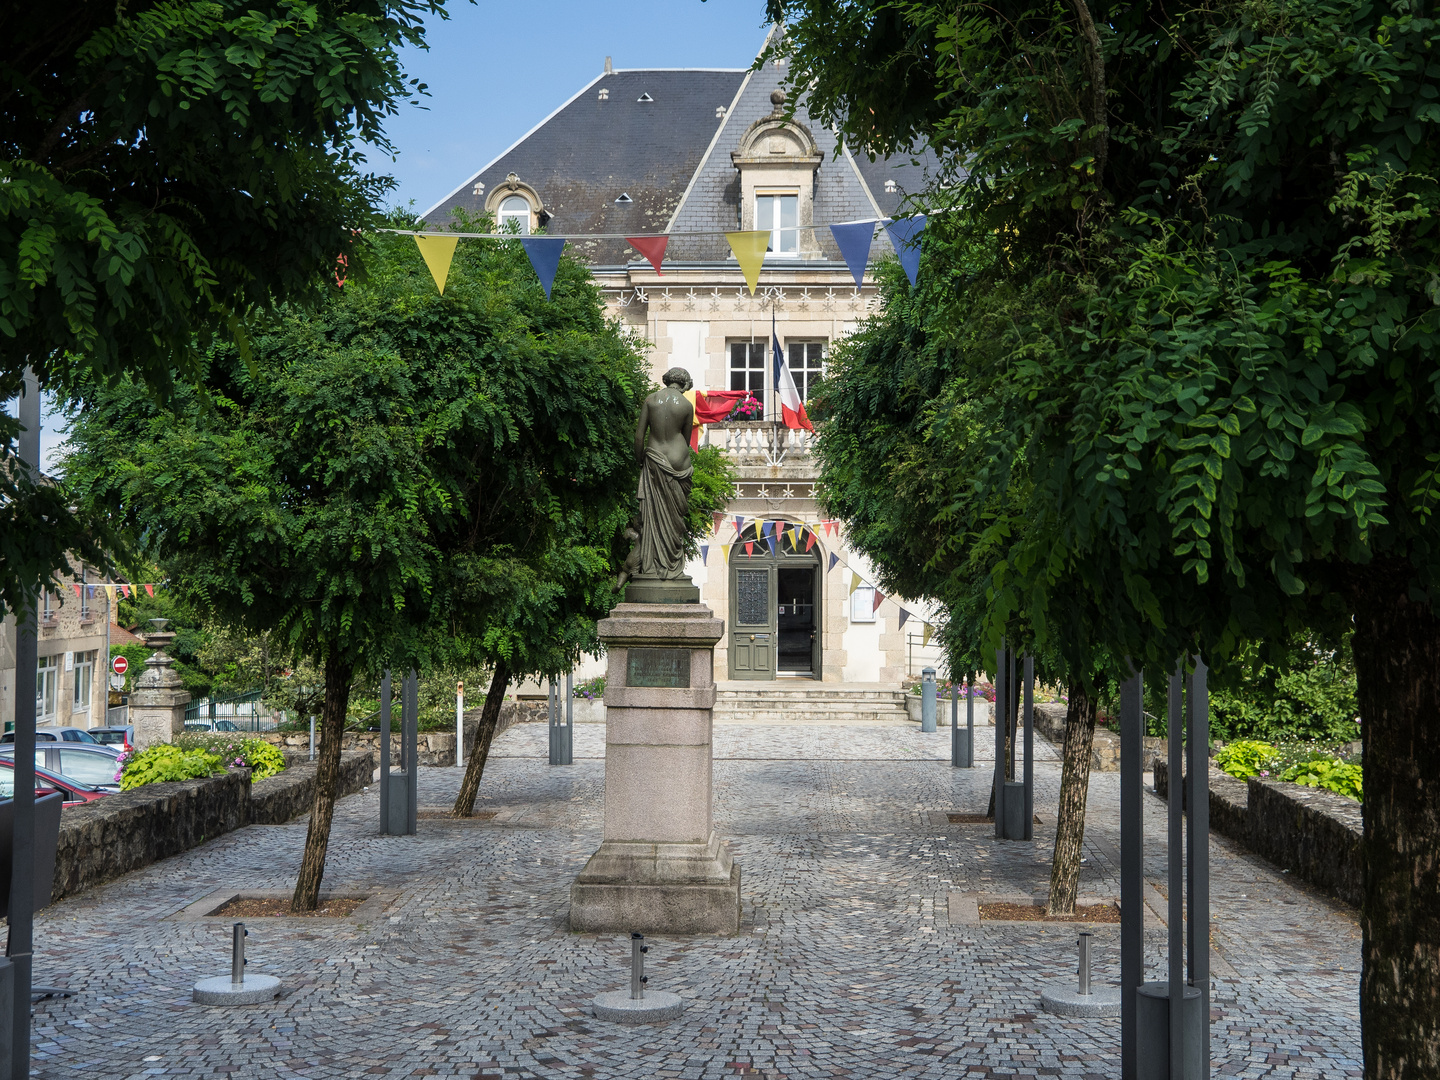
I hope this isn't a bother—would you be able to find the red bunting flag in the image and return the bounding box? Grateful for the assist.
[712,512,723,535]
[145,583,155,597]
[804,529,817,552]
[745,541,754,556]
[872,590,885,614]
[626,236,668,276]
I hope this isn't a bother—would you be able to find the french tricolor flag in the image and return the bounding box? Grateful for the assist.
[771,312,813,431]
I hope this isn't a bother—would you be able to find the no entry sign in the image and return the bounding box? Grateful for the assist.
[112,655,129,676]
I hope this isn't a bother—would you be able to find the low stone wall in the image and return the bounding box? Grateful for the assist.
[1153,757,1361,907]
[265,700,544,764]
[50,750,376,903]
[249,750,375,826]
[1031,703,1165,772]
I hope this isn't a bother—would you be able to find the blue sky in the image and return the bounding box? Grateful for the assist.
[376,0,774,215]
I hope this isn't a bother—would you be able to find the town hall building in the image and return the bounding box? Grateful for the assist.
[423,31,944,693]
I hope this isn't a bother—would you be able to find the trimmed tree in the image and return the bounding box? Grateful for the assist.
[65,229,648,910]
[1,0,445,613]
[770,1,1440,1071]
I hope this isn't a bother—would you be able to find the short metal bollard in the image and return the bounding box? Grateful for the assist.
[921,667,937,732]
[309,716,315,762]
[630,932,648,1000]
[1040,928,1119,1018]
[193,920,281,1004]
[232,922,247,986]
[592,931,684,1023]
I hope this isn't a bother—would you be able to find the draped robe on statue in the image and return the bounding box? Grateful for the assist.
[637,446,693,579]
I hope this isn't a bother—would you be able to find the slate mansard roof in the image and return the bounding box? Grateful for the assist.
[422,35,940,269]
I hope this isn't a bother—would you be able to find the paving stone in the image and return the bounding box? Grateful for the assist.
[27,721,1357,1078]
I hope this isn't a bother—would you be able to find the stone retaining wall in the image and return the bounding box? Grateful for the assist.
[1154,757,1361,907]
[1031,703,1165,772]
[50,750,375,903]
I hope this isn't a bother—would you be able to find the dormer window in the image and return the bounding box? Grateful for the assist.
[472,182,485,196]
[615,192,632,204]
[498,195,532,234]
[598,87,609,101]
[884,180,897,193]
[756,192,798,255]
[716,106,726,118]
[637,92,653,102]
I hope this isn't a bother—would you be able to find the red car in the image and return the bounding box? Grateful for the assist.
[0,759,108,808]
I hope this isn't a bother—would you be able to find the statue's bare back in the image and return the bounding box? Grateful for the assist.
[635,387,694,471]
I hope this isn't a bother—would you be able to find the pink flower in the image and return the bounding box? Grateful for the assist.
[1260,770,1270,777]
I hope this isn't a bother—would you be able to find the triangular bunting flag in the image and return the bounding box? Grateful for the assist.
[735,515,745,535]
[105,585,116,603]
[700,544,709,564]
[830,220,877,289]
[766,530,778,556]
[626,235,668,276]
[804,529,817,552]
[849,572,861,595]
[787,526,799,549]
[71,584,81,598]
[520,237,567,299]
[145,583,155,597]
[413,235,460,294]
[745,541,754,556]
[923,622,934,647]
[119,584,130,598]
[828,553,839,572]
[712,512,723,535]
[872,590,885,614]
[724,545,732,564]
[884,215,927,287]
[725,230,770,295]
[899,609,911,628]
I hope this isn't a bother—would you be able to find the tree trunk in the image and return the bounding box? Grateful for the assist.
[1346,561,1440,1079]
[290,652,353,913]
[1048,682,1097,916]
[452,660,511,817]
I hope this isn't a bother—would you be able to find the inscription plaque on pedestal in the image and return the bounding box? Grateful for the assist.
[627,648,690,688]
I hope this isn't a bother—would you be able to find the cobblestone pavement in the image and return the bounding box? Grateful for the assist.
[30,722,1358,1079]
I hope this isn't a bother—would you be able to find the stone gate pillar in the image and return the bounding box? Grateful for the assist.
[129,622,190,751]
[569,601,741,934]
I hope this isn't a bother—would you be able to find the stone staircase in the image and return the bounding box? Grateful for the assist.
[713,682,912,725]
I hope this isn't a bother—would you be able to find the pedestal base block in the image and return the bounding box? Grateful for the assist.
[192,974,281,1005]
[623,577,701,604]
[571,833,740,934]
[592,989,685,1023]
[1040,983,1121,1017]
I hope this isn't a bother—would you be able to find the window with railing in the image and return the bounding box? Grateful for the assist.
[728,341,766,411]
[786,340,826,403]
[80,567,91,620]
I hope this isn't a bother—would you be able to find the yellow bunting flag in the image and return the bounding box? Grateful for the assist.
[787,526,800,550]
[923,623,934,647]
[105,585,116,603]
[723,544,732,564]
[725,231,770,295]
[849,572,861,595]
[414,235,460,294]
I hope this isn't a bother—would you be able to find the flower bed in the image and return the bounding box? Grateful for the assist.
[1214,738,1361,801]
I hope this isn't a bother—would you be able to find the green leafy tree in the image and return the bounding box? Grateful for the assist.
[66,229,648,910]
[771,2,1440,1069]
[1,0,445,617]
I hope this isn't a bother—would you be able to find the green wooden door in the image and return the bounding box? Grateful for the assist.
[729,560,776,680]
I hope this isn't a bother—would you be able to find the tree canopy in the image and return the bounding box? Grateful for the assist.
[1,0,445,616]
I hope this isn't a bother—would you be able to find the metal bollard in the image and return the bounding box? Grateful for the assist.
[630,932,649,1000]
[309,715,315,762]
[231,923,248,986]
[1077,931,1092,996]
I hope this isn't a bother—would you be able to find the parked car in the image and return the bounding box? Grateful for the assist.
[0,759,109,807]
[88,726,134,751]
[0,744,122,792]
[1,726,103,745]
[183,720,243,733]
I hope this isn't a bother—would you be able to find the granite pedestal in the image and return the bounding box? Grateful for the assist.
[569,602,740,935]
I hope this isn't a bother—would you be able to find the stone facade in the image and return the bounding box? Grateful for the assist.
[0,560,113,731]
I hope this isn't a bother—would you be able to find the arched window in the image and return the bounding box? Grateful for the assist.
[498,195,531,234]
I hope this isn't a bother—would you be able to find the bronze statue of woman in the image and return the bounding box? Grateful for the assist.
[633,367,694,582]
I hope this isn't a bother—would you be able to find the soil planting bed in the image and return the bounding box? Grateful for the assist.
[417,809,497,821]
[948,813,1042,825]
[979,902,1120,923]
[212,896,364,919]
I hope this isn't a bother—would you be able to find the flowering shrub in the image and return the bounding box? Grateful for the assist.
[119,745,225,790]
[573,677,605,700]
[175,734,286,780]
[1279,756,1363,802]
[725,393,763,421]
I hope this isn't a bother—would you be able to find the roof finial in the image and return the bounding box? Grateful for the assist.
[769,88,787,117]
[604,55,613,74]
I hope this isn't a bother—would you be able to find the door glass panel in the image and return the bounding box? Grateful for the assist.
[736,569,769,625]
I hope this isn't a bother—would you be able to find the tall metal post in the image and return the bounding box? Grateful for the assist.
[966,675,975,768]
[9,365,40,1080]
[1187,657,1211,1073]
[993,646,1006,839]
[404,670,418,835]
[379,671,391,834]
[563,671,574,766]
[1167,666,1186,1079]
[950,680,959,767]
[1022,654,1034,841]
[1120,669,1144,1080]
